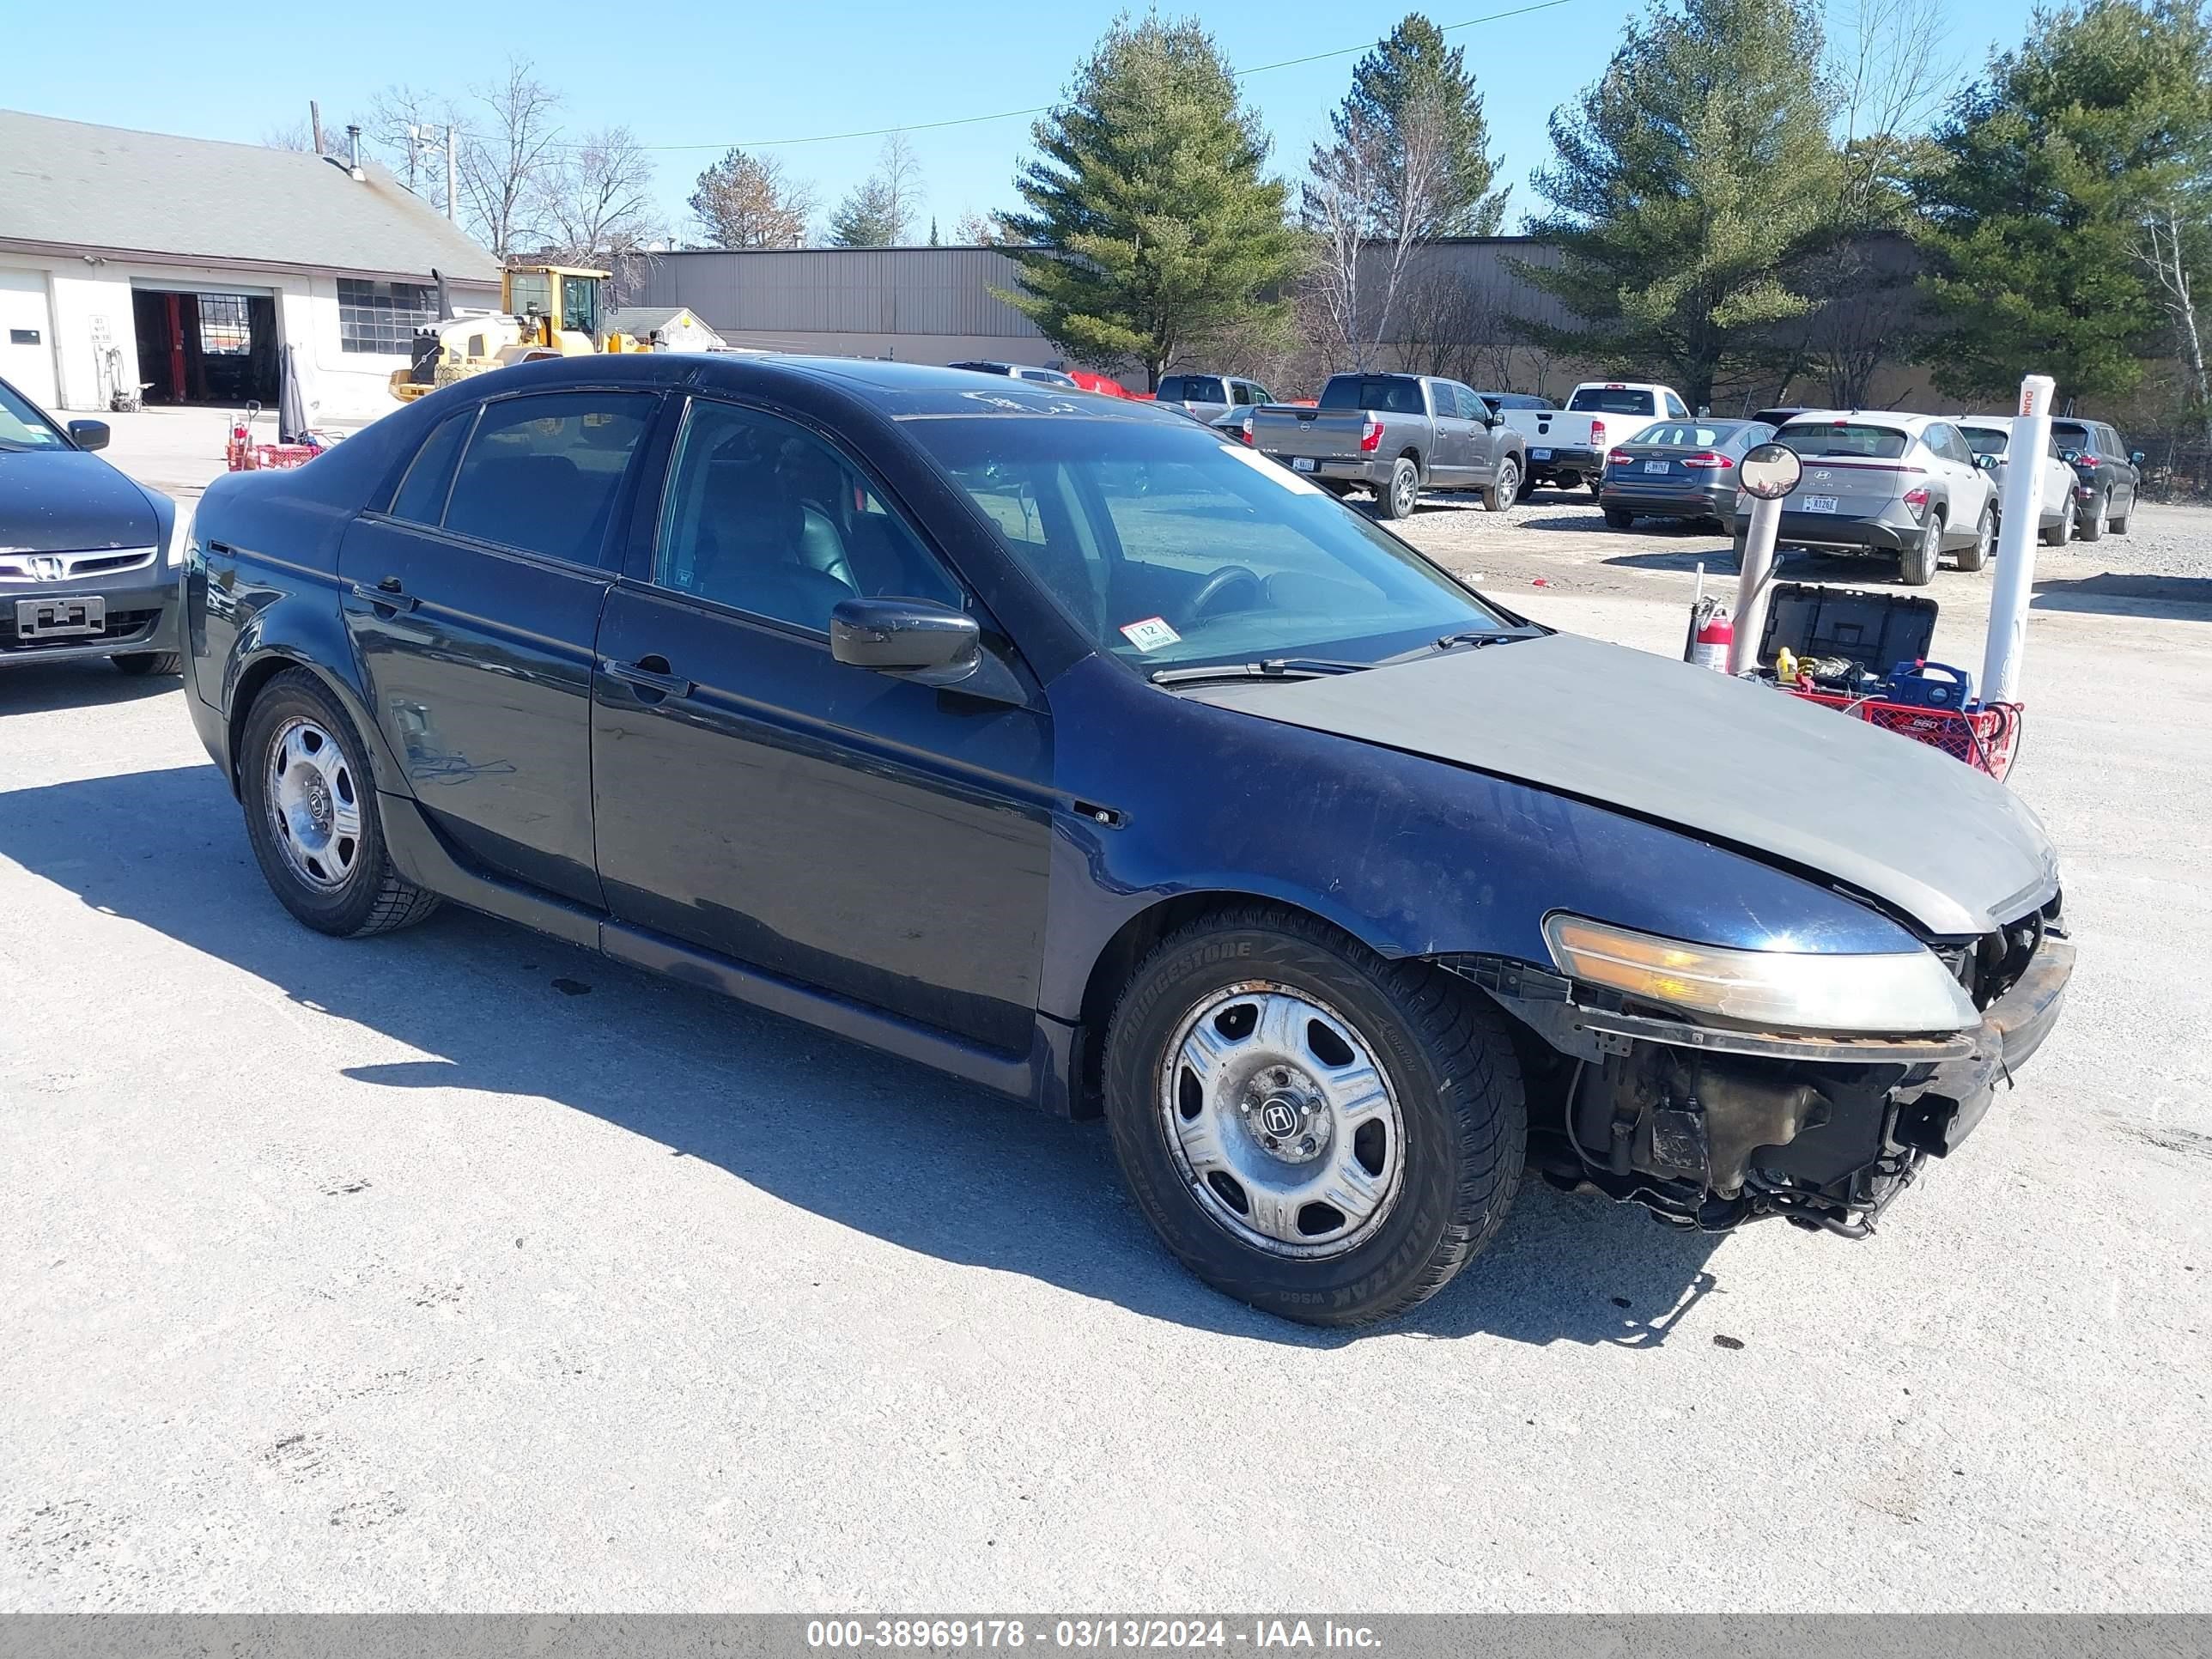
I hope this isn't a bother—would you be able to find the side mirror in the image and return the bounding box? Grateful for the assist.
[2130,450,2146,467]
[1974,453,1998,472]
[830,595,981,681]
[67,419,110,451]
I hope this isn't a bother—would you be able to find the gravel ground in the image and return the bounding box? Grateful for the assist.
[2,442,2209,1613]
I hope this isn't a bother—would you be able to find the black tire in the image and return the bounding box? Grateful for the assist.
[1482,457,1520,513]
[1515,470,1537,501]
[1103,906,1526,1328]
[1955,506,1994,572]
[2110,500,2130,534]
[2077,492,2106,542]
[1900,513,1942,586]
[2041,494,2075,548]
[239,669,440,938]
[1377,456,1420,520]
[1602,508,1634,529]
[1729,528,1747,570]
[112,651,181,675]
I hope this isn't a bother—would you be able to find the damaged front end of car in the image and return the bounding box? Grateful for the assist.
[1447,894,2073,1238]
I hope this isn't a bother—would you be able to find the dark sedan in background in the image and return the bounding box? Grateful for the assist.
[1,374,181,674]
[1598,417,1778,528]
[181,354,2069,1327]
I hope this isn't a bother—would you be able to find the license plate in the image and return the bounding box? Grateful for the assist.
[1643,460,1669,474]
[1800,495,1839,514]
[15,595,105,639]
[1531,447,1552,460]
[1291,456,1316,472]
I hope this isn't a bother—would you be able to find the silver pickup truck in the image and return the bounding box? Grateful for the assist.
[1251,373,1526,520]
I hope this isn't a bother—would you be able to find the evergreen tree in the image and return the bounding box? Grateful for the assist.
[1518,0,1839,409]
[998,15,1304,387]
[1331,14,1509,238]
[828,178,902,247]
[1911,0,2212,408]
[688,147,813,250]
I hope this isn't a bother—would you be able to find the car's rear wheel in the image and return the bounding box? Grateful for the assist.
[1602,507,1634,529]
[240,670,439,938]
[2042,493,2075,547]
[112,651,181,676]
[1482,458,1519,513]
[1900,512,1942,586]
[1103,907,1526,1327]
[2078,492,2106,542]
[1377,457,1420,520]
[2110,498,2130,534]
[1955,506,1994,572]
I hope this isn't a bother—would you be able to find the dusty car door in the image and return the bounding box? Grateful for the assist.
[1421,380,1474,483]
[337,387,659,906]
[587,393,1054,1054]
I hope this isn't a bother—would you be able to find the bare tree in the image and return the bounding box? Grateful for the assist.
[538,127,661,265]
[364,84,460,211]
[261,119,315,153]
[1831,0,1957,228]
[457,58,562,260]
[1391,265,1514,387]
[951,208,1006,246]
[2131,204,2212,453]
[878,131,924,244]
[689,148,814,249]
[1301,89,1455,373]
[828,131,926,247]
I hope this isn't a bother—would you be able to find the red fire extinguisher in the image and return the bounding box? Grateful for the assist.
[1690,599,1734,672]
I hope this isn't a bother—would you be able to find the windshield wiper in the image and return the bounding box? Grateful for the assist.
[1376,629,1537,664]
[1150,657,1371,686]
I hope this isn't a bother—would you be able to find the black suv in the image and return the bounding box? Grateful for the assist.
[2049,418,2144,543]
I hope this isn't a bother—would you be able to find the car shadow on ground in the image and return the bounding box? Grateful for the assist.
[0,762,1729,1350]
[0,662,183,714]
[2033,572,2212,622]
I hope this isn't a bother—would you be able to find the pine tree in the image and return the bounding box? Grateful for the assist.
[688,147,814,250]
[1331,14,1510,238]
[1911,0,2212,408]
[998,15,1304,388]
[1517,0,1839,410]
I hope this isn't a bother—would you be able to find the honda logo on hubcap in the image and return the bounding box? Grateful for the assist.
[1259,1098,1301,1138]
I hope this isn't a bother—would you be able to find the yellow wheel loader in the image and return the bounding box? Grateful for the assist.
[388,265,641,402]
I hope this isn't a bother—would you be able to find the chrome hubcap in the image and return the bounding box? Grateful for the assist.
[1395,471,1415,514]
[266,717,361,890]
[1158,982,1405,1259]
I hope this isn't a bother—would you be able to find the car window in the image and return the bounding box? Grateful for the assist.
[910,415,1524,672]
[0,379,67,449]
[386,406,477,525]
[1318,375,1425,415]
[441,392,655,565]
[1568,386,1656,416]
[1960,426,2008,458]
[1178,376,1224,404]
[654,398,963,633]
[1637,422,1733,448]
[2051,421,2093,454]
[1664,392,1690,418]
[1249,385,1273,404]
[1780,420,1911,460]
[1154,377,1182,402]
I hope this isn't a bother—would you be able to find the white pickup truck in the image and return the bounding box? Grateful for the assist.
[1500,381,1691,496]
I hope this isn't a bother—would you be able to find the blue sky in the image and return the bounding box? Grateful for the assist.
[15,0,2048,244]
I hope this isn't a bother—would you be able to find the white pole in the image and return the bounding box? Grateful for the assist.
[1727,495,1786,674]
[1980,374,2055,704]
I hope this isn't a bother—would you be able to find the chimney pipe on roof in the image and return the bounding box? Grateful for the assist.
[346,125,364,180]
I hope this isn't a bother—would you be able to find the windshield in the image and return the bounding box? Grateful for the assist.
[1172,376,1224,404]
[1320,375,1425,414]
[1960,426,2008,457]
[1781,420,1911,459]
[0,381,67,450]
[907,416,1521,672]
[2051,422,2094,452]
[1568,386,1656,416]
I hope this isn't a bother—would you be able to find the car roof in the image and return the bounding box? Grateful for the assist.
[1779,410,1930,431]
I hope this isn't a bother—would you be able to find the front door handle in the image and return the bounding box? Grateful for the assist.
[349,579,419,614]
[605,655,693,701]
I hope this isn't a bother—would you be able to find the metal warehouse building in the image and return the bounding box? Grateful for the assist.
[0,109,499,424]
[615,240,1571,378]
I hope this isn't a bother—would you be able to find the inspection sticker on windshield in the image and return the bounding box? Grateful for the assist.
[1119,616,1182,653]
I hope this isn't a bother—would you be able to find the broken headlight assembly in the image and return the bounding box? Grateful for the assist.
[1542,915,1979,1036]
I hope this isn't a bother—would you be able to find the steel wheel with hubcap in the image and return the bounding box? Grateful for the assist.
[1159,983,1405,1259]
[240,668,440,938]
[1104,905,1526,1327]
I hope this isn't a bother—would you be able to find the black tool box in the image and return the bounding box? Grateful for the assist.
[1758,583,1937,682]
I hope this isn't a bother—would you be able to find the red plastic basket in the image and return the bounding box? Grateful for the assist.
[1786,688,2023,783]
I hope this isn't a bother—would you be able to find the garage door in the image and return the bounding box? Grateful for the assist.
[0,269,60,411]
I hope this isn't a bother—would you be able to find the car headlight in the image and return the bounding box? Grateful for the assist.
[1544,915,1978,1034]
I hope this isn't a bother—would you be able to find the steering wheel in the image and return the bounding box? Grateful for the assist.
[1180,564,1264,629]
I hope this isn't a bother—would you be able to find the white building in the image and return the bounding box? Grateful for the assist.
[0,109,499,426]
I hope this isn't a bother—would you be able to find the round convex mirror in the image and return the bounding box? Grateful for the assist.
[1739,442,1802,501]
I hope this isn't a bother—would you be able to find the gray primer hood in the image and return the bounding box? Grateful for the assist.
[1190,631,2058,939]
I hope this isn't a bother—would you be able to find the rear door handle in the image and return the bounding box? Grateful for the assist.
[605,656,693,700]
[349,580,419,614]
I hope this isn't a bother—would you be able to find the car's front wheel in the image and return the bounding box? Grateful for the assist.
[240,670,440,938]
[1103,907,1525,1327]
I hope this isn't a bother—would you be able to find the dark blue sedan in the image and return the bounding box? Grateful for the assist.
[181,355,2072,1326]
